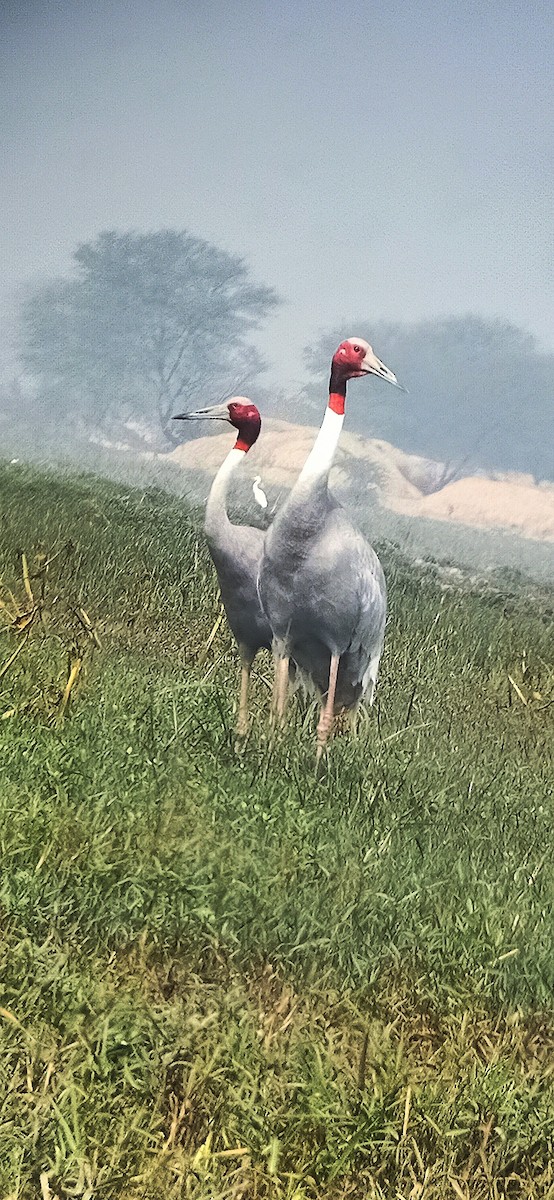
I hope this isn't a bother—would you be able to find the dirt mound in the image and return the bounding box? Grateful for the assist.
[392,477,554,541]
[167,418,554,543]
[168,419,438,501]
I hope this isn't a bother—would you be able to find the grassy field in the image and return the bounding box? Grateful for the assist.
[0,459,553,1199]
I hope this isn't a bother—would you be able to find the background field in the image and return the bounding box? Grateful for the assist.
[0,460,553,1199]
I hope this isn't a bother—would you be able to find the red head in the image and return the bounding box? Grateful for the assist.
[331,337,404,386]
[172,397,261,452]
[327,338,405,413]
[332,338,374,380]
[227,399,261,450]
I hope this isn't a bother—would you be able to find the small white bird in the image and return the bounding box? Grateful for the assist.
[252,476,268,509]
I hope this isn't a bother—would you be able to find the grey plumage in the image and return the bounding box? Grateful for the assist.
[173,398,272,736]
[259,460,386,710]
[205,514,272,664]
[257,337,405,758]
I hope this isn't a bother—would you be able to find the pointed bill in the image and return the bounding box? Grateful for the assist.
[360,349,407,392]
[173,403,231,421]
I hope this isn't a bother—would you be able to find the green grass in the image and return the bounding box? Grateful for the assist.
[0,460,553,1198]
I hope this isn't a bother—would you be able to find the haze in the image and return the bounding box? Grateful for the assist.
[2,0,554,389]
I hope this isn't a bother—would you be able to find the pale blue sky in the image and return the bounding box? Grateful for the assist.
[2,0,553,386]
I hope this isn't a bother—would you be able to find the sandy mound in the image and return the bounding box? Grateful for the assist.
[167,418,554,543]
[168,419,438,501]
[392,477,554,541]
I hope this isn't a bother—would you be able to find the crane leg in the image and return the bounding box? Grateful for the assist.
[235,658,253,740]
[316,654,340,764]
[270,654,290,727]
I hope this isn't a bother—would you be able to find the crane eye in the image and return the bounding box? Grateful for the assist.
[353,344,361,353]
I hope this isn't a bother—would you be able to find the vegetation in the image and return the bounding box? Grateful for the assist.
[302,318,554,481]
[0,460,553,1198]
[20,229,279,444]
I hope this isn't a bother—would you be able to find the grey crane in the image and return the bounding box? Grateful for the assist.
[257,338,405,761]
[173,398,272,738]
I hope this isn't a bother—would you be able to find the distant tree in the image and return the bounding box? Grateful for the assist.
[21,230,280,445]
[302,317,554,480]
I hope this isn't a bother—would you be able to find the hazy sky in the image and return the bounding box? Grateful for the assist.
[2,0,553,387]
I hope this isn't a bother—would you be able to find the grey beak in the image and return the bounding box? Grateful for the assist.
[360,350,408,392]
[173,403,231,421]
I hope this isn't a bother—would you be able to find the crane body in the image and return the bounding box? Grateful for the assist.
[203,447,272,666]
[173,400,272,737]
[263,475,386,710]
[258,338,404,759]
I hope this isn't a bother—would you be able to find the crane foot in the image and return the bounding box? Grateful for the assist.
[315,717,333,766]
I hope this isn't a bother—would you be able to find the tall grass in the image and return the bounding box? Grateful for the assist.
[0,460,552,1197]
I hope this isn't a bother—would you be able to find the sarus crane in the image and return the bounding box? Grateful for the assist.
[173,398,272,738]
[257,338,405,761]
